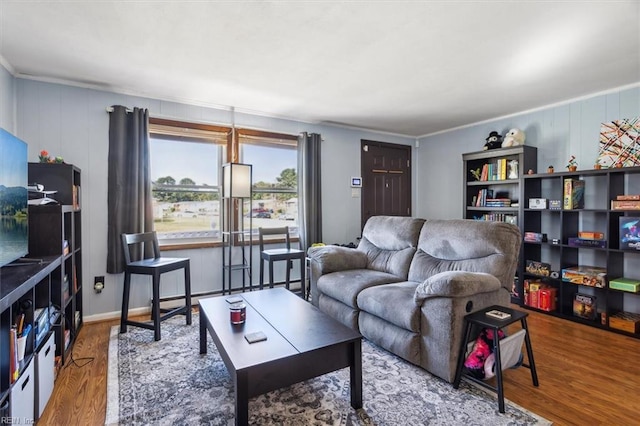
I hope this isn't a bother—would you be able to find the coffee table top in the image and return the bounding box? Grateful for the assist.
[200,288,362,371]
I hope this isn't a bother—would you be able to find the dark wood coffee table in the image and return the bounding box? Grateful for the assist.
[199,287,363,425]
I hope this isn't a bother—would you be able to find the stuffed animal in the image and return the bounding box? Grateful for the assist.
[502,128,526,147]
[483,131,503,150]
[463,328,505,380]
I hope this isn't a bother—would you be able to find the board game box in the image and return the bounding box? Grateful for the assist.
[620,217,640,250]
[609,277,640,293]
[563,179,585,210]
[573,293,597,320]
[562,265,607,288]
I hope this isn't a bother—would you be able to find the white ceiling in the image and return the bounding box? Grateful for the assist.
[1,1,639,137]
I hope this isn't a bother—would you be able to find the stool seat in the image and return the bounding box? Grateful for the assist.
[120,231,192,341]
[453,305,539,413]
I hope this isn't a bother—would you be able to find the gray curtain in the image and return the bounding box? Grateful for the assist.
[106,105,153,273]
[297,132,322,252]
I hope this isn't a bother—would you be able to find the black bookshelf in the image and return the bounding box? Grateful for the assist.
[520,165,640,338]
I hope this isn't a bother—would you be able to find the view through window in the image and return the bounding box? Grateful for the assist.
[241,134,298,237]
[149,120,299,246]
[150,137,222,243]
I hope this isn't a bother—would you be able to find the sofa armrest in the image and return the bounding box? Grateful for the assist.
[307,245,368,274]
[414,271,502,305]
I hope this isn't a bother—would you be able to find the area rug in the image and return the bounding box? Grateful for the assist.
[106,314,551,425]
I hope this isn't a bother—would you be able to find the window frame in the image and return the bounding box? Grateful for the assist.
[148,118,299,250]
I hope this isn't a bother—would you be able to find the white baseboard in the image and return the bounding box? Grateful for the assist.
[83,297,203,324]
[84,286,304,324]
[83,306,150,323]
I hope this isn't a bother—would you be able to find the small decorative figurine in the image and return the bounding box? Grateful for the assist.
[483,131,503,150]
[502,128,526,147]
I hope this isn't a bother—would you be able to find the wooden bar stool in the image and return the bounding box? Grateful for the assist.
[258,226,306,298]
[120,231,192,341]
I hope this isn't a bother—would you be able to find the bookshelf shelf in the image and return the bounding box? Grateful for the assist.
[463,146,538,304]
[0,256,61,421]
[520,166,640,339]
[27,163,83,364]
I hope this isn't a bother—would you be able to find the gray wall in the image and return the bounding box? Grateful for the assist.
[3,62,638,319]
[10,75,414,319]
[416,85,640,220]
[0,64,15,132]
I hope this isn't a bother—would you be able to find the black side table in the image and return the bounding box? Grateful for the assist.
[453,305,539,413]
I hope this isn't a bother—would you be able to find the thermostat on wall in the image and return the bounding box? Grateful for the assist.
[351,177,362,187]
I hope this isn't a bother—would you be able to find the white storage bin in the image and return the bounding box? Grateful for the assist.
[10,358,34,423]
[36,332,56,418]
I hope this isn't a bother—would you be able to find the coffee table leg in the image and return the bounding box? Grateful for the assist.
[350,339,363,409]
[199,310,207,354]
[235,370,249,426]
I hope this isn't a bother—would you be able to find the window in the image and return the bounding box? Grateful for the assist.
[239,130,299,237]
[149,119,230,246]
[148,119,299,247]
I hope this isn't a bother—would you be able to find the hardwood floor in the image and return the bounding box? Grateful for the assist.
[38,307,640,425]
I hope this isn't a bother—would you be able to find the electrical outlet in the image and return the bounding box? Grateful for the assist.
[94,276,105,293]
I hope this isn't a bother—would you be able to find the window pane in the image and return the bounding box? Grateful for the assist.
[150,138,221,243]
[241,143,298,236]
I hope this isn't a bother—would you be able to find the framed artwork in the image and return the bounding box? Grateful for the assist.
[597,117,640,167]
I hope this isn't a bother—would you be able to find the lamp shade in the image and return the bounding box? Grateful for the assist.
[222,162,252,198]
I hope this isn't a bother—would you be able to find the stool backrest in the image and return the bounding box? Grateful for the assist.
[121,231,161,264]
[258,226,291,252]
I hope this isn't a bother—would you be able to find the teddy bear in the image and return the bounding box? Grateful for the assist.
[502,128,526,147]
[483,131,503,150]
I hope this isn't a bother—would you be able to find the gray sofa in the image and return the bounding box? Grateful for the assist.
[307,216,521,383]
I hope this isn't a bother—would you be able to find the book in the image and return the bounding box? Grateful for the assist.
[563,178,585,210]
[573,293,597,320]
[10,327,18,383]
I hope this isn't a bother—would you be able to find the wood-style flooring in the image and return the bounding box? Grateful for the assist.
[38,307,640,425]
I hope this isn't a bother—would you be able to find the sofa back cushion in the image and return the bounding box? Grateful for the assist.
[408,219,521,290]
[358,216,425,279]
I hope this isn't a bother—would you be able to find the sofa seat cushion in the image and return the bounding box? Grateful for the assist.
[317,269,401,308]
[357,281,420,332]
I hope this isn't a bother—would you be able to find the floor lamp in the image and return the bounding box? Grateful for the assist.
[221,162,253,294]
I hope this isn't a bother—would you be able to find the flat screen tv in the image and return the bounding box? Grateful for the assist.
[0,128,28,267]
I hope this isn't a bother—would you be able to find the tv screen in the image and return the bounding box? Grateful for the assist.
[0,128,28,267]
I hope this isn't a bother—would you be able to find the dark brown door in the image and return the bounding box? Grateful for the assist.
[361,140,411,227]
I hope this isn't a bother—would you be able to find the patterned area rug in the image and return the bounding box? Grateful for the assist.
[106,314,551,425]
